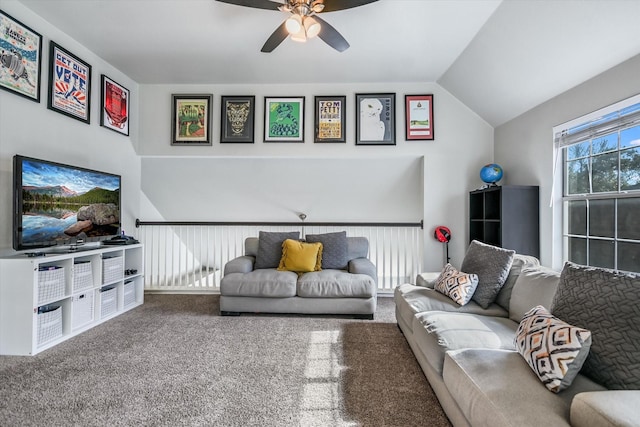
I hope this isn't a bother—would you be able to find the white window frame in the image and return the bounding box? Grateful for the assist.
[551,93,640,271]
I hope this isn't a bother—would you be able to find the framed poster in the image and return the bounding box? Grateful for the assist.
[100,74,130,136]
[264,96,304,142]
[47,41,92,123]
[0,10,42,102]
[314,95,346,143]
[355,93,395,145]
[220,95,255,143]
[171,94,213,145]
[405,94,434,140]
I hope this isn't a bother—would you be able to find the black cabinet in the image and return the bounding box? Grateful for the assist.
[469,185,539,257]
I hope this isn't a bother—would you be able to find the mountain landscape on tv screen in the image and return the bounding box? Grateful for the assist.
[21,160,120,245]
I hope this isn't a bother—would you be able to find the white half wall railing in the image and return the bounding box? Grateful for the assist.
[135,219,424,294]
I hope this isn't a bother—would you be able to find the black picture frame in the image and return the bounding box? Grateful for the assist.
[264,96,305,143]
[220,95,255,143]
[100,74,130,136]
[0,10,42,102]
[314,95,346,143]
[355,93,396,145]
[47,41,92,124]
[171,94,213,145]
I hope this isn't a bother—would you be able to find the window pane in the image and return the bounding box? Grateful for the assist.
[618,198,640,240]
[567,158,590,194]
[589,199,614,238]
[566,141,590,160]
[567,200,586,235]
[620,146,640,191]
[592,132,617,154]
[589,239,615,269]
[618,241,640,273]
[568,237,587,265]
[591,152,618,192]
[620,125,640,149]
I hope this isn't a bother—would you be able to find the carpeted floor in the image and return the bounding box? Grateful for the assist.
[0,295,450,426]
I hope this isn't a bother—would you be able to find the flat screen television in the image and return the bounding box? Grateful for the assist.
[13,155,121,252]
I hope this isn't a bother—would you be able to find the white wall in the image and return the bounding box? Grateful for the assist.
[138,83,494,270]
[495,53,640,268]
[0,1,141,255]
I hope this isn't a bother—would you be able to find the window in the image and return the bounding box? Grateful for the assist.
[554,98,640,273]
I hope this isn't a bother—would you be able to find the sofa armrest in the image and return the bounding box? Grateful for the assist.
[416,272,441,288]
[223,256,255,275]
[348,258,377,285]
[571,390,640,427]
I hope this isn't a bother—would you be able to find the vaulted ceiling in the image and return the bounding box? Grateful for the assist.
[17,0,640,127]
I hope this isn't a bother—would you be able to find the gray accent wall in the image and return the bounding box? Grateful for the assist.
[495,53,640,269]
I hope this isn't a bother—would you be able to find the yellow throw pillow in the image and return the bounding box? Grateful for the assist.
[277,239,323,273]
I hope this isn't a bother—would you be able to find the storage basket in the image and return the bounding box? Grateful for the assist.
[123,280,136,308]
[102,256,123,284]
[73,261,93,292]
[37,305,62,346]
[72,291,94,329]
[37,266,65,305]
[100,286,118,319]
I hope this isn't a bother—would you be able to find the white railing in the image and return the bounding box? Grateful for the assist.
[136,220,423,294]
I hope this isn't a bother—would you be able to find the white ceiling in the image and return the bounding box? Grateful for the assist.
[17,0,640,127]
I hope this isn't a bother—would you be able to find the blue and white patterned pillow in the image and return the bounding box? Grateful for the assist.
[434,263,479,306]
[515,305,591,393]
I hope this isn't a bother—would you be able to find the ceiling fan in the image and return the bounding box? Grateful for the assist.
[216,0,379,52]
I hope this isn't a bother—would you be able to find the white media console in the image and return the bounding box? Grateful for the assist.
[0,244,144,355]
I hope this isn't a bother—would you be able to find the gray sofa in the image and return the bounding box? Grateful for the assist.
[220,233,377,318]
[395,248,640,426]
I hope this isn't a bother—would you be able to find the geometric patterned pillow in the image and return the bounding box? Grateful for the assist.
[515,305,592,393]
[434,263,479,306]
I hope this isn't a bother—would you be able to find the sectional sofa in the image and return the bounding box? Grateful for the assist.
[395,240,640,427]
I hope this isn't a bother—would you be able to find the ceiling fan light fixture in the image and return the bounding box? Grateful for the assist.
[303,16,321,38]
[285,14,302,34]
[290,26,307,42]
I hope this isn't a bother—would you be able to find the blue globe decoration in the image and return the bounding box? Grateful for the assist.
[480,163,503,184]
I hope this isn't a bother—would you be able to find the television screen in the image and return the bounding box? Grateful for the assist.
[13,155,121,251]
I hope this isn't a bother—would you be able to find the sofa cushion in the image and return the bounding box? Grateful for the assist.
[461,240,515,309]
[306,231,348,270]
[277,239,322,273]
[220,270,297,297]
[394,284,508,334]
[571,391,640,427]
[551,262,640,390]
[495,254,541,311]
[508,266,560,322]
[254,231,300,269]
[434,263,479,306]
[515,305,592,393]
[297,270,375,298]
[443,349,606,427]
[413,311,517,375]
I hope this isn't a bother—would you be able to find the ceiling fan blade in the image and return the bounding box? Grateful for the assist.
[261,21,289,52]
[314,16,349,52]
[320,0,379,13]
[215,0,281,11]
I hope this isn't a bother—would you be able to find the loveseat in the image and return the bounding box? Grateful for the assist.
[220,231,377,318]
[395,240,640,427]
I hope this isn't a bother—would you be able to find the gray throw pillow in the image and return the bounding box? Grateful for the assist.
[551,262,640,390]
[305,231,349,270]
[254,231,300,269]
[461,240,515,309]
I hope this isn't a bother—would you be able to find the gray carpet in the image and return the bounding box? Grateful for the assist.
[0,295,450,426]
